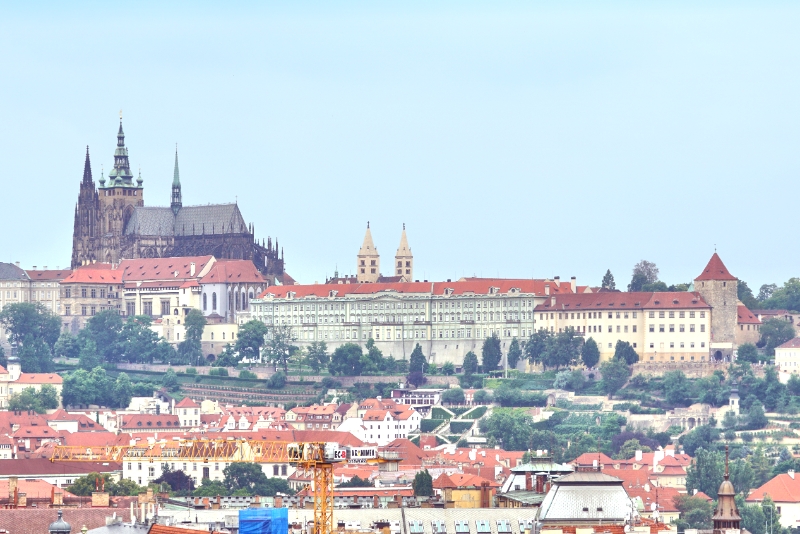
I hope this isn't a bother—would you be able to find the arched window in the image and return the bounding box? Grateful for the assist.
[203,293,207,311]
[212,292,217,311]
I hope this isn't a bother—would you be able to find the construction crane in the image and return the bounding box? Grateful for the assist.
[49,439,390,534]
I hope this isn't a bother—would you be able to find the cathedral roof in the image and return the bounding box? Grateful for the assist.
[124,203,248,237]
[695,253,736,281]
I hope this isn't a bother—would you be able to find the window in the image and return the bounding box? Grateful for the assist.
[143,301,153,316]
[81,288,87,298]
[700,311,706,318]
[659,311,665,318]
[91,288,96,298]
[90,306,96,315]
[669,324,675,333]
[65,288,71,298]
[690,324,696,332]
[669,311,675,318]
[649,311,655,318]
[659,324,665,333]
[700,324,706,332]
[680,324,685,332]
[203,294,207,310]
[679,311,685,318]
[65,305,71,316]
[161,300,170,316]
[632,325,637,333]
[212,292,217,311]
[690,311,696,318]
[126,302,135,317]
[649,324,655,332]
[81,306,87,316]
[100,289,106,298]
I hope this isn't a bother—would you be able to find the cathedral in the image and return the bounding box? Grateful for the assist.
[71,119,286,281]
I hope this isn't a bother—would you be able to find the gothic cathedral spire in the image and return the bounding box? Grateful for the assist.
[171,147,182,215]
[82,145,93,184]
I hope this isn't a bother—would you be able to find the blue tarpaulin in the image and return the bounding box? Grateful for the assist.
[239,508,289,534]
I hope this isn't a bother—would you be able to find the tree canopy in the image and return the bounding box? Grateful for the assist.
[462,351,479,375]
[581,337,600,368]
[601,269,616,291]
[481,334,502,372]
[235,320,269,362]
[759,318,796,356]
[222,463,293,496]
[263,324,297,372]
[329,343,364,376]
[8,385,59,412]
[507,338,522,370]
[0,303,60,372]
[599,358,630,397]
[409,344,427,374]
[412,469,433,496]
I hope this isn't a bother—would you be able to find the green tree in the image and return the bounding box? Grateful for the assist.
[112,373,134,409]
[193,478,228,497]
[761,277,800,311]
[729,458,755,496]
[673,495,713,530]
[442,388,465,405]
[738,280,759,310]
[409,344,427,374]
[628,273,648,292]
[601,269,616,291]
[479,409,535,450]
[78,339,101,370]
[222,462,292,496]
[759,318,796,356]
[473,389,492,404]
[481,334,502,372]
[305,341,329,373]
[616,439,651,460]
[338,475,373,488]
[363,338,385,375]
[54,332,80,360]
[263,324,297,372]
[543,329,582,370]
[758,283,778,303]
[441,362,455,376]
[0,302,61,356]
[162,368,180,392]
[642,281,669,292]
[507,338,522,370]
[747,400,768,429]
[662,370,693,407]
[630,260,659,290]
[118,316,164,363]
[18,338,56,373]
[581,337,600,368]
[179,309,207,365]
[599,358,630,397]
[722,409,738,430]
[154,465,195,494]
[613,340,639,365]
[329,343,364,376]
[8,385,59,413]
[412,469,433,497]
[524,329,552,366]
[267,371,286,388]
[214,345,238,367]
[750,445,773,487]
[462,351,479,375]
[235,320,269,362]
[737,343,760,363]
[686,448,724,499]
[84,310,124,362]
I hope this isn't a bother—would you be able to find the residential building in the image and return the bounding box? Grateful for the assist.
[753,310,800,335]
[26,268,72,315]
[0,356,64,408]
[432,473,499,508]
[60,265,122,332]
[747,471,800,529]
[776,338,800,375]
[736,305,761,346]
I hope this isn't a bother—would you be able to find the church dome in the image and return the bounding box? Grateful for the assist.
[718,479,735,496]
[49,510,71,534]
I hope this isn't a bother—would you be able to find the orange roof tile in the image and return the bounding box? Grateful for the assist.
[738,305,761,325]
[200,260,265,284]
[747,473,800,503]
[62,268,122,284]
[16,373,63,384]
[695,253,736,281]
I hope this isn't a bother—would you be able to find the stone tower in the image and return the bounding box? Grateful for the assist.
[71,147,101,267]
[97,118,144,264]
[712,447,741,534]
[395,224,413,281]
[171,148,182,215]
[357,222,380,283]
[694,253,738,358]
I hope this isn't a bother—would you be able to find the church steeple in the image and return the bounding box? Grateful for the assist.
[82,146,93,185]
[171,147,182,215]
[712,446,741,534]
[357,222,380,283]
[394,223,413,281]
[106,115,134,186]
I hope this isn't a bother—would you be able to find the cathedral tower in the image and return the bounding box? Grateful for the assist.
[394,223,413,281]
[694,253,738,358]
[171,148,182,215]
[71,147,101,267]
[97,118,144,264]
[357,222,380,283]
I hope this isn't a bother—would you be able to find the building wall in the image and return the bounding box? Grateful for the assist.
[122,457,292,487]
[695,279,738,349]
[61,282,123,332]
[735,323,761,346]
[776,347,800,374]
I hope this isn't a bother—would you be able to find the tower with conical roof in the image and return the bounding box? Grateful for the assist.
[694,253,738,359]
[71,147,101,267]
[712,447,741,534]
[171,148,182,215]
[394,223,413,281]
[357,222,380,283]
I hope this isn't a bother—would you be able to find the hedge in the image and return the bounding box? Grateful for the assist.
[431,407,453,420]
[449,421,474,434]
[420,419,444,432]
[461,406,487,419]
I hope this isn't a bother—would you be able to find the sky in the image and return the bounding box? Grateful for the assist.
[1,2,798,291]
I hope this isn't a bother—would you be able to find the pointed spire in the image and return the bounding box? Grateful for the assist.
[82,146,93,184]
[396,224,411,256]
[173,145,181,186]
[696,252,736,281]
[359,222,377,254]
[171,146,182,215]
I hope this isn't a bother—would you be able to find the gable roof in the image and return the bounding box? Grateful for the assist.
[61,267,122,285]
[695,253,736,281]
[777,337,800,350]
[0,262,30,281]
[26,269,72,281]
[200,260,265,284]
[16,373,63,385]
[120,256,214,282]
[125,203,248,238]
[737,305,761,325]
[747,473,800,503]
[175,397,200,408]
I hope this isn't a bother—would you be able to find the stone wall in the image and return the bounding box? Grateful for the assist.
[695,279,738,349]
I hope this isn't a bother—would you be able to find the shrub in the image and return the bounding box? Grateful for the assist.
[239,370,257,379]
[185,368,197,375]
[449,421,474,434]
[420,419,444,432]
[208,368,228,377]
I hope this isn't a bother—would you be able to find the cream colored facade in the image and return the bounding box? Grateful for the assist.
[356,224,380,283]
[535,293,712,363]
[776,338,800,374]
[394,225,413,281]
[0,358,64,408]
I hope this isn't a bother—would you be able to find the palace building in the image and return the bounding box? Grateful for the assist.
[71,119,287,283]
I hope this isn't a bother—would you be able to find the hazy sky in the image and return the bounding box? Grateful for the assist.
[1,2,798,290]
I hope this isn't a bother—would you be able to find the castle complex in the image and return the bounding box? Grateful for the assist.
[71,119,286,282]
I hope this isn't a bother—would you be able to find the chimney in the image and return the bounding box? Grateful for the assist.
[525,472,532,491]
[554,276,560,287]
[544,283,550,296]
[535,474,544,494]
[790,470,795,480]
[44,266,47,270]
[32,266,37,270]
[9,476,17,501]
[635,450,642,462]
[190,262,196,276]
[570,276,576,292]
[15,261,20,267]
[551,296,555,307]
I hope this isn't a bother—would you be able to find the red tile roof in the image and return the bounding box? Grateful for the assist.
[778,338,800,350]
[200,260,265,284]
[62,268,122,284]
[0,508,128,534]
[16,373,63,384]
[535,292,709,312]
[175,397,200,408]
[747,473,800,503]
[738,305,761,325]
[573,452,615,466]
[25,270,72,281]
[0,459,122,477]
[119,256,213,281]
[695,253,736,281]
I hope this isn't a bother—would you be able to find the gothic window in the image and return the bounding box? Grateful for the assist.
[212,293,217,311]
[203,294,207,311]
